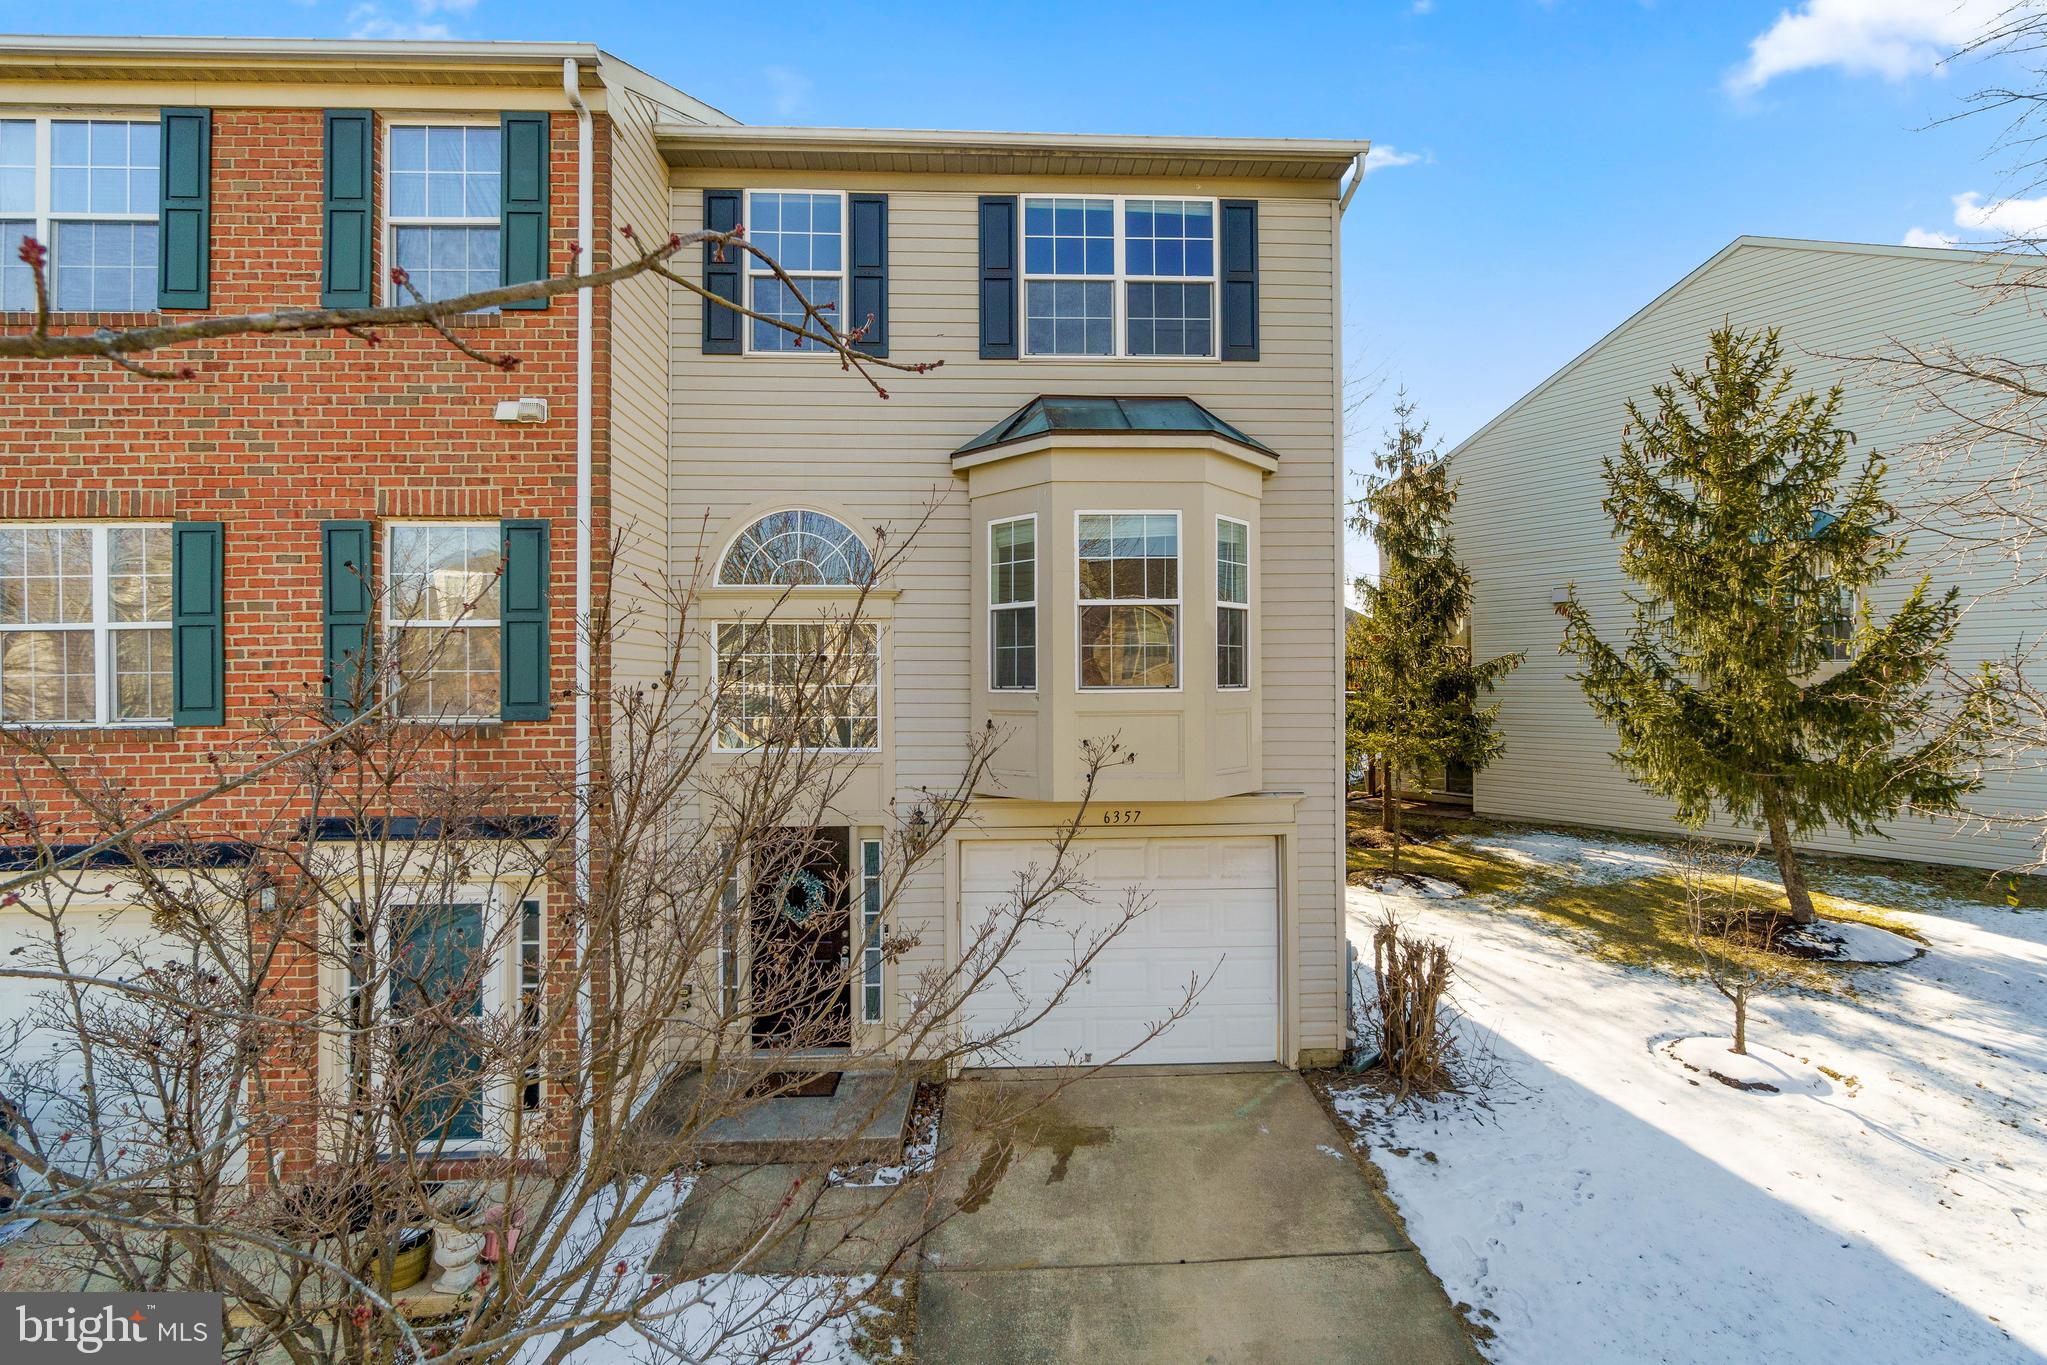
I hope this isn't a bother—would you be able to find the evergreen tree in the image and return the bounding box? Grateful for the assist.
[1348,395,1523,871]
[1560,326,2000,924]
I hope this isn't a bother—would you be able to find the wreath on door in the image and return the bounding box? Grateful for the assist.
[781,869,829,925]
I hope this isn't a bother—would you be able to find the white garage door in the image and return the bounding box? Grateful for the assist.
[959,835,1279,1066]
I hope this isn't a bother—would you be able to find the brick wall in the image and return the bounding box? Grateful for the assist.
[0,104,617,1174]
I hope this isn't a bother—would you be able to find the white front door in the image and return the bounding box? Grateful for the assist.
[959,835,1280,1066]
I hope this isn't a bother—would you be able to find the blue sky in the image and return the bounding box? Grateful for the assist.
[6,0,2028,584]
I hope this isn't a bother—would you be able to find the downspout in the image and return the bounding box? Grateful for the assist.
[564,58,594,903]
[563,59,595,1146]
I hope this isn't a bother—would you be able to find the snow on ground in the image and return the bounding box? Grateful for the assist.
[1336,842,2047,1365]
[1357,870,1465,898]
[511,1174,886,1365]
[1780,918,1923,965]
[1661,1036,1829,1095]
[1464,830,1680,884]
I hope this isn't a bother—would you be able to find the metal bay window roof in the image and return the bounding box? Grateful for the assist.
[954,396,1277,459]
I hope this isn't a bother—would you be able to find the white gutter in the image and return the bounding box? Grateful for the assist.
[564,57,594,905]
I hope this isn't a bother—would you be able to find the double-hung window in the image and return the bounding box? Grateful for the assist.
[1022,196,1216,358]
[0,116,159,314]
[1217,517,1250,689]
[387,123,502,304]
[714,621,879,751]
[744,190,844,353]
[989,515,1037,691]
[1077,512,1180,689]
[0,524,171,726]
[386,523,502,721]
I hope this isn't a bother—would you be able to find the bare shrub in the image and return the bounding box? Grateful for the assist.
[1365,912,1456,1098]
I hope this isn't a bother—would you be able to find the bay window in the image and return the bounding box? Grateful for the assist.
[0,524,171,726]
[1217,516,1249,689]
[1022,196,1216,358]
[990,515,1037,691]
[1077,512,1180,689]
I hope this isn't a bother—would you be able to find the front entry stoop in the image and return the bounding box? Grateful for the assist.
[633,1066,918,1168]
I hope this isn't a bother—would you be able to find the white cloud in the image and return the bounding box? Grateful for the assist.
[760,66,813,120]
[1363,145,1424,175]
[1902,226,1961,248]
[346,0,476,41]
[1730,0,2001,92]
[1950,188,2047,238]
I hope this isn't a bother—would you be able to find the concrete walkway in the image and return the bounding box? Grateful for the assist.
[914,1068,1477,1364]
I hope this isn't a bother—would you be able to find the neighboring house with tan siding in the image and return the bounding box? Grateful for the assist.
[664,126,1362,1067]
[1449,235,2047,872]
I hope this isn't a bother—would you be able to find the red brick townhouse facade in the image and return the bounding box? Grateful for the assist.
[0,37,730,1172]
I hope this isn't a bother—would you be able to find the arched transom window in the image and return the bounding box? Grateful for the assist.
[718,510,875,587]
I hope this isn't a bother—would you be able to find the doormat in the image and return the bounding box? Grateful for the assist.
[746,1070,842,1099]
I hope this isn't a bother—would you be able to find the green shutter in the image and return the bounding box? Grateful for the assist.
[171,521,224,727]
[157,108,211,310]
[321,110,374,309]
[847,192,888,357]
[499,519,551,721]
[701,189,743,353]
[499,111,550,311]
[322,521,374,722]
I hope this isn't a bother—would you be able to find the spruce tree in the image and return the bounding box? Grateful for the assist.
[1560,326,1999,923]
[1348,396,1523,872]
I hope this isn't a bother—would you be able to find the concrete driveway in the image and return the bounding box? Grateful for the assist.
[914,1068,1477,1364]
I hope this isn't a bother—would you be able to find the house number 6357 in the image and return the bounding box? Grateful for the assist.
[1102,809,1142,825]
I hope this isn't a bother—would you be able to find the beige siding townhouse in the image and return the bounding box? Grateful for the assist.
[664,127,1363,1067]
[1449,235,2047,872]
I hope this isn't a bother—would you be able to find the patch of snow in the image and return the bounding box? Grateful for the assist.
[511,1174,882,1365]
[1336,867,2047,1364]
[1661,1036,1829,1095]
[1464,830,1679,884]
[1782,918,1923,965]
[1317,1143,1349,1161]
[1358,871,1463,898]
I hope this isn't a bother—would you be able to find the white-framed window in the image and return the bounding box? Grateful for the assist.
[989,515,1037,691]
[718,855,742,1019]
[385,522,502,721]
[0,115,159,314]
[517,896,543,1111]
[1021,195,1217,359]
[0,523,171,727]
[385,121,502,305]
[744,189,845,354]
[1814,581,1854,663]
[1076,511,1180,690]
[1217,516,1250,690]
[859,836,884,1023]
[714,620,879,752]
[717,509,874,586]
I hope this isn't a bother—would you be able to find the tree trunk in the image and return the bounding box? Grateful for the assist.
[1731,987,1748,1056]
[1386,771,1404,876]
[1378,759,1394,832]
[1759,790,1817,925]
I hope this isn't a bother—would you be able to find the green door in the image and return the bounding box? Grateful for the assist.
[392,902,487,1146]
